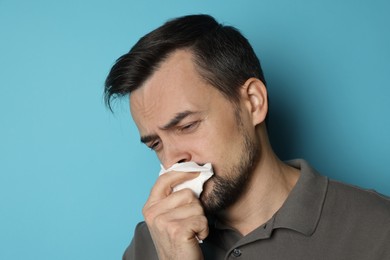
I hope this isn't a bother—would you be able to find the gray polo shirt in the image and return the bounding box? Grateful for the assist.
[123,160,390,260]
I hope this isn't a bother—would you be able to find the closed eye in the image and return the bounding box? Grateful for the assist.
[148,140,161,151]
[178,121,200,133]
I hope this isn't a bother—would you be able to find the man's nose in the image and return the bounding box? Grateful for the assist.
[162,143,192,168]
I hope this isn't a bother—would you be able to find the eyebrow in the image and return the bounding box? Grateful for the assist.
[139,110,198,144]
[161,110,197,130]
[140,134,159,144]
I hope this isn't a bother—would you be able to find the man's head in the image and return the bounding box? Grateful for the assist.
[105,14,269,214]
[104,14,266,109]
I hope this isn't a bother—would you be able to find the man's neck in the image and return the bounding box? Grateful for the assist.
[216,150,300,236]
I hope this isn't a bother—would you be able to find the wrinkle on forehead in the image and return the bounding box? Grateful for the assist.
[129,50,216,134]
[130,87,159,122]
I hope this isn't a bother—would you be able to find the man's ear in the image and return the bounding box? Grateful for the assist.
[240,78,268,126]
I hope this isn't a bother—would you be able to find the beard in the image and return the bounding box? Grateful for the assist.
[200,127,260,216]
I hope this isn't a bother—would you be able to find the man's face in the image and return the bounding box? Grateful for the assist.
[130,50,260,214]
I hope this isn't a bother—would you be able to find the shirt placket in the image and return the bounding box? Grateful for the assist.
[224,217,275,260]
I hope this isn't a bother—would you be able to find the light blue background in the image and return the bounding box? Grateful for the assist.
[1,0,389,259]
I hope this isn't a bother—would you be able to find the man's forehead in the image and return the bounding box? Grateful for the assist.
[128,48,235,142]
[130,88,204,132]
[129,50,211,125]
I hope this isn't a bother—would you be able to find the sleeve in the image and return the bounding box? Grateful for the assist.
[122,222,159,260]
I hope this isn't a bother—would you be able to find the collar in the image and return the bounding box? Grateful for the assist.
[273,159,328,236]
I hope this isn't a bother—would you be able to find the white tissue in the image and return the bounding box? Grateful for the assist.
[159,162,214,198]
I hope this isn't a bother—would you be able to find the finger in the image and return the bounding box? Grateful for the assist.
[148,171,200,202]
[153,214,209,243]
[174,215,209,243]
[143,188,199,222]
[158,200,205,221]
[160,188,199,210]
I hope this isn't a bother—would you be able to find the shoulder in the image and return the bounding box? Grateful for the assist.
[122,222,158,260]
[324,179,390,231]
[318,180,390,257]
[327,179,390,213]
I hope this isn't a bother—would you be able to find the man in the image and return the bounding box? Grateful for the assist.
[105,14,390,260]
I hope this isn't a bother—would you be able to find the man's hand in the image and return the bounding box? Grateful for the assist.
[143,171,209,260]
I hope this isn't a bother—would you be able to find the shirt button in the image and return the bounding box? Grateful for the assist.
[232,248,242,257]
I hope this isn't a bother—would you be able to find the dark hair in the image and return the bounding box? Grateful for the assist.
[104,14,266,110]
